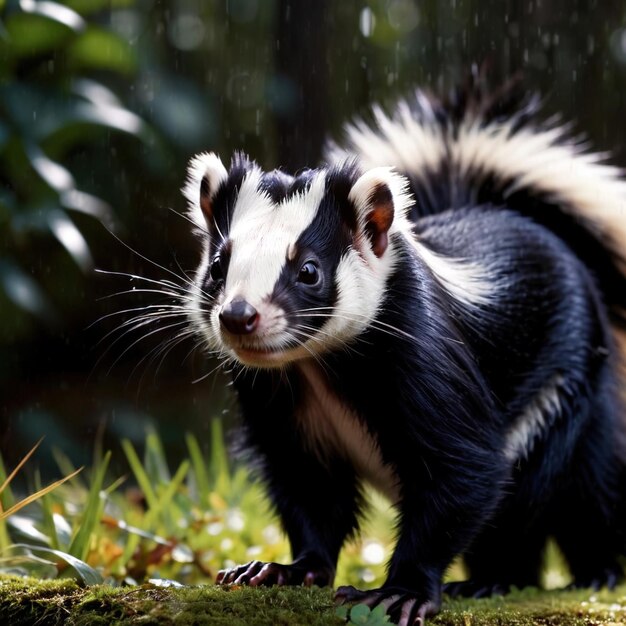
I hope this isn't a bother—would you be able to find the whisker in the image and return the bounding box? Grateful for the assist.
[292,311,418,344]
[95,269,189,292]
[90,304,189,329]
[97,287,196,302]
[133,327,198,386]
[103,228,198,289]
[167,206,210,237]
[106,319,190,375]
[191,349,234,384]
[96,310,188,348]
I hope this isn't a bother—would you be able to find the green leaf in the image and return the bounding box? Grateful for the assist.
[0,455,15,510]
[47,210,93,272]
[0,552,58,578]
[6,515,50,546]
[61,189,116,230]
[0,259,57,323]
[52,449,84,489]
[186,433,209,506]
[36,469,60,552]
[350,603,372,624]
[210,419,231,495]
[20,0,86,31]
[68,26,137,75]
[122,439,158,510]
[154,459,189,525]
[4,12,76,57]
[68,451,110,562]
[335,605,350,619]
[62,0,134,15]
[144,430,171,485]
[26,144,74,192]
[8,543,104,585]
[370,604,391,621]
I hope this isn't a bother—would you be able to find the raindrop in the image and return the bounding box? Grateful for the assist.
[168,13,206,51]
[359,7,375,38]
[387,0,419,32]
[609,29,626,64]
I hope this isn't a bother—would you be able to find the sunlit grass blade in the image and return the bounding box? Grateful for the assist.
[0,438,43,498]
[52,448,85,489]
[121,440,157,510]
[8,543,104,585]
[0,456,13,551]
[120,458,190,565]
[40,491,61,551]
[0,552,58,578]
[68,451,110,562]
[0,455,16,510]
[185,433,209,506]
[209,419,230,496]
[152,459,190,534]
[0,467,83,522]
[144,430,171,485]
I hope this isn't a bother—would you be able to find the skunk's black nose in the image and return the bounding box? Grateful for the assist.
[219,299,259,335]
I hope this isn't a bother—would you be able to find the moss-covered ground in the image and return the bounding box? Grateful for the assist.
[3,576,626,625]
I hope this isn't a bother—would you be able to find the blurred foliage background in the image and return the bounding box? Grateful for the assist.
[0,0,625,584]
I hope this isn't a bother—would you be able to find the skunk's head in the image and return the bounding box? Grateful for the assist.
[183,152,411,369]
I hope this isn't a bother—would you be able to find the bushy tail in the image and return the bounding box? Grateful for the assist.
[325,76,626,334]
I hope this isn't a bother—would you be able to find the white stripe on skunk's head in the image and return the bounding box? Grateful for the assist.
[184,152,412,368]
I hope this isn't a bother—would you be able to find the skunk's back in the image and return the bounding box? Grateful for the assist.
[326,82,626,332]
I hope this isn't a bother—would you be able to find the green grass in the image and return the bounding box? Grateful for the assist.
[1,423,620,624]
[2,576,626,625]
[0,422,399,589]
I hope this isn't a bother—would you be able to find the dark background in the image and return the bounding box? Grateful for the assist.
[1,0,625,474]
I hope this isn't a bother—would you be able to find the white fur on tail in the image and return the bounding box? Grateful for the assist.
[327,95,626,275]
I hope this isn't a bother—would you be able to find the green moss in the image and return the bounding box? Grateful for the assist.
[2,576,626,625]
[0,576,343,625]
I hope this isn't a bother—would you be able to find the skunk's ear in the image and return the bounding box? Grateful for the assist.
[349,168,404,258]
[183,152,228,227]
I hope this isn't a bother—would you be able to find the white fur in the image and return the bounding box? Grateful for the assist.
[347,167,494,308]
[225,170,327,305]
[327,98,626,276]
[189,170,330,366]
[183,152,229,233]
[309,168,412,352]
[327,102,446,179]
[408,240,494,307]
[453,121,626,272]
[504,376,564,461]
[296,360,400,503]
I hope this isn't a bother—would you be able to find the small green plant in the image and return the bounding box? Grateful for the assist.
[0,440,82,525]
[0,421,397,590]
[337,603,391,625]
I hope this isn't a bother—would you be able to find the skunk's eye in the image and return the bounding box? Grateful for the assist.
[210,254,224,281]
[297,261,320,286]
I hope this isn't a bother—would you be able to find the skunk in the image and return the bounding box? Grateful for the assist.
[182,83,626,625]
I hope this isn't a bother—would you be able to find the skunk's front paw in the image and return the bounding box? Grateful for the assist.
[335,585,440,625]
[216,559,333,587]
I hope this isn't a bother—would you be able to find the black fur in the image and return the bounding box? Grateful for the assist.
[189,88,626,624]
